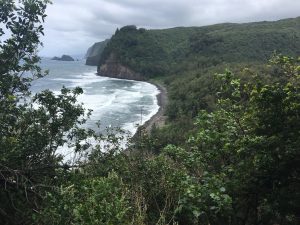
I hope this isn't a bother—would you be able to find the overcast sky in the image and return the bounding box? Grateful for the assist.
[40,0,300,57]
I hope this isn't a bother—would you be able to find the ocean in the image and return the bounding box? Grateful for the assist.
[31,58,160,136]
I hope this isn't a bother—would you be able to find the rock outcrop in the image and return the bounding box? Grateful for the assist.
[97,54,145,81]
[51,55,74,61]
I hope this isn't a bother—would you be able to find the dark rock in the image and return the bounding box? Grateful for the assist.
[97,54,145,81]
[51,55,74,61]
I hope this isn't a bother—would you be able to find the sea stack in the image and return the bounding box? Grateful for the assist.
[51,55,74,61]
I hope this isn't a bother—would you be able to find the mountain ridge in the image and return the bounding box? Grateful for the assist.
[93,17,300,80]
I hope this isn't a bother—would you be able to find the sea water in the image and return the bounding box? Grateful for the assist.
[31,58,160,136]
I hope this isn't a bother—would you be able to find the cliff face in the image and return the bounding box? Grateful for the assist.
[86,56,100,66]
[85,39,109,66]
[97,54,145,81]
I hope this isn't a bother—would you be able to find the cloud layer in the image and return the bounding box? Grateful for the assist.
[40,0,300,57]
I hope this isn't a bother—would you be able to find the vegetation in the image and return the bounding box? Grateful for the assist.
[38,55,300,225]
[98,18,300,78]
[1,1,299,225]
[0,0,98,223]
[98,18,300,147]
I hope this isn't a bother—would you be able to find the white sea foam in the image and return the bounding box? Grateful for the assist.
[32,61,160,159]
[52,72,109,88]
[71,75,160,135]
[122,83,160,135]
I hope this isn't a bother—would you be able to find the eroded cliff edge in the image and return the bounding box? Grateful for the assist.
[97,54,145,81]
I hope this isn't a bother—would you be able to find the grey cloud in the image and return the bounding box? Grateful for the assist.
[39,0,300,56]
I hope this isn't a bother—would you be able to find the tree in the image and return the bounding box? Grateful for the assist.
[185,55,300,224]
[37,172,131,225]
[0,1,93,223]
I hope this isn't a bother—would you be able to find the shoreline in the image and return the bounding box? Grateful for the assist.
[131,80,168,140]
[96,73,168,137]
[140,81,168,133]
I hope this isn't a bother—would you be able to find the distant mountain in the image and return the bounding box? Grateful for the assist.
[85,39,109,66]
[94,17,300,79]
[51,55,75,61]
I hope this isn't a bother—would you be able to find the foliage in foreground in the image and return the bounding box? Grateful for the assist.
[0,0,99,223]
[36,56,300,225]
[1,1,299,225]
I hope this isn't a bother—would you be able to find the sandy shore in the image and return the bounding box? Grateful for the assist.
[138,81,168,134]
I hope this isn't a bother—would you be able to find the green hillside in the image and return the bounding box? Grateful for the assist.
[96,17,300,144]
[2,1,300,223]
[98,17,300,78]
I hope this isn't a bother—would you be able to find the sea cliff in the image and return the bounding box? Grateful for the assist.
[85,39,109,66]
[97,54,145,81]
